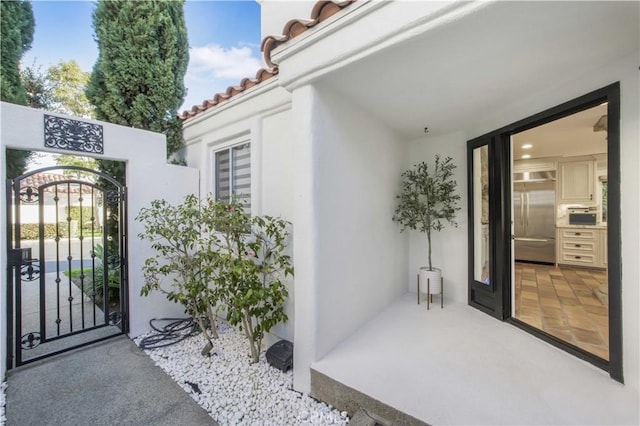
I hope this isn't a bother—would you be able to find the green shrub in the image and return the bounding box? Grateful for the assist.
[64,243,119,304]
[137,195,293,362]
[211,199,292,364]
[137,194,221,355]
[20,222,69,240]
[65,206,99,231]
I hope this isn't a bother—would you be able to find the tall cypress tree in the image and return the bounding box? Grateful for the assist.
[86,0,189,181]
[1,0,35,178]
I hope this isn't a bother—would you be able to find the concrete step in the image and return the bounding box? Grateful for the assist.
[349,408,391,426]
[310,369,428,426]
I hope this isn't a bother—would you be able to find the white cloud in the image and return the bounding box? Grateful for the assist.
[188,43,263,80]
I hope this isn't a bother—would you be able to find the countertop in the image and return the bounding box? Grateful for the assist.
[557,224,607,230]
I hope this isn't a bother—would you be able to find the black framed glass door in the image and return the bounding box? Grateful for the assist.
[466,83,622,383]
[467,134,510,320]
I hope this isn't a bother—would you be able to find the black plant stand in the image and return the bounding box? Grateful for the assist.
[416,273,444,309]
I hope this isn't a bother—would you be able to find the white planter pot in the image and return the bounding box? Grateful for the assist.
[419,267,442,295]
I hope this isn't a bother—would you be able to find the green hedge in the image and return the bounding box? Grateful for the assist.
[20,222,70,240]
[65,206,99,230]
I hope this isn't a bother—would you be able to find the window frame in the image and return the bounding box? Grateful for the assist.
[211,138,251,211]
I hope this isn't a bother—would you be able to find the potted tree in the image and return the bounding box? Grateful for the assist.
[393,155,461,300]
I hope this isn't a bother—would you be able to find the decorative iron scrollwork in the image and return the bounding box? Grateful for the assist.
[21,332,41,349]
[107,255,121,268]
[44,114,104,154]
[19,186,39,203]
[105,190,121,204]
[20,261,40,281]
[109,311,122,326]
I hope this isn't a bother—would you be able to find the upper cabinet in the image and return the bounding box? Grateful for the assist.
[513,158,556,173]
[558,160,595,204]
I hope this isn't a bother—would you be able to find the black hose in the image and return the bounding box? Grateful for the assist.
[137,317,199,350]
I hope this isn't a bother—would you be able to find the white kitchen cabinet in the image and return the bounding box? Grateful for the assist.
[600,229,608,268]
[558,160,595,204]
[513,158,557,173]
[557,227,600,268]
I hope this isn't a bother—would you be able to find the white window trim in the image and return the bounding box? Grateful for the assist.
[210,137,251,206]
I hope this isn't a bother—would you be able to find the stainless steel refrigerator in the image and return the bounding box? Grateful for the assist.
[513,172,556,264]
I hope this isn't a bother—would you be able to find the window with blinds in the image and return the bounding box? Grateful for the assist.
[214,142,251,214]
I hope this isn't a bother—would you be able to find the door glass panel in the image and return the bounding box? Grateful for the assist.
[473,145,490,285]
[511,103,609,361]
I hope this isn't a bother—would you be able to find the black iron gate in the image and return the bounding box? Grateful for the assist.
[6,166,128,368]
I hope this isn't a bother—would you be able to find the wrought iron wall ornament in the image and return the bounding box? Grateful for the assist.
[19,186,39,203]
[109,311,123,326]
[44,114,104,154]
[105,189,121,204]
[21,332,41,350]
[107,255,121,268]
[20,261,40,281]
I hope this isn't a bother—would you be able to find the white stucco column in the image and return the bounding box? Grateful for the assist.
[291,85,319,394]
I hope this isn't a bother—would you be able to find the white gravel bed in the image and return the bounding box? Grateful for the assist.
[136,322,348,425]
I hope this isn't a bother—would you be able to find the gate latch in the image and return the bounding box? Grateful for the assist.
[8,248,32,267]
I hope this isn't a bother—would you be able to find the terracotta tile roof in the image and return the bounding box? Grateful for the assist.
[179,68,278,120]
[260,0,356,69]
[179,0,356,121]
[20,173,93,194]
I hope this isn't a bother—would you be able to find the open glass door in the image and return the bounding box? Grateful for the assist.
[467,83,622,382]
[467,135,509,319]
[511,104,610,362]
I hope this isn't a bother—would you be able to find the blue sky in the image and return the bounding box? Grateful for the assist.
[22,0,262,112]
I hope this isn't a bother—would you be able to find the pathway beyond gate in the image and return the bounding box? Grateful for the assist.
[5,336,217,426]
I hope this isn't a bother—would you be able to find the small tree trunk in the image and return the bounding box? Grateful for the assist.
[242,314,259,363]
[190,300,217,356]
[205,304,219,339]
[427,228,432,270]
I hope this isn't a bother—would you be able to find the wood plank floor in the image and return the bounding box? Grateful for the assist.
[514,262,609,360]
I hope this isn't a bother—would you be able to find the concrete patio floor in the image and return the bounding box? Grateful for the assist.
[311,293,638,425]
[5,335,216,426]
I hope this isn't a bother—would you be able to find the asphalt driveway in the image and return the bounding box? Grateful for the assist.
[5,335,217,426]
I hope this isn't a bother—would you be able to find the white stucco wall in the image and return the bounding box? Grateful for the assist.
[314,85,408,354]
[1,102,199,377]
[291,84,407,392]
[182,82,296,344]
[406,132,468,302]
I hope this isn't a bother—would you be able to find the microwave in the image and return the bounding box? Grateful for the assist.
[568,207,597,225]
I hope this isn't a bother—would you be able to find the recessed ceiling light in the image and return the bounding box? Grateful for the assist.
[522,144,533,149]
[522,154,531,159]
